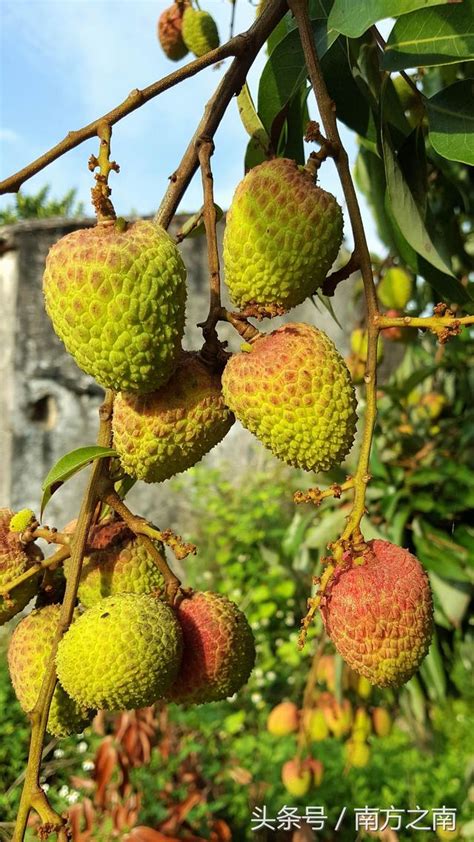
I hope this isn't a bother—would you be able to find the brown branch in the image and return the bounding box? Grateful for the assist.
[156,0,289,228]
[196,136,222,351]
[1,1,287,197]
[322,252,359,297]
[294,478,355,507]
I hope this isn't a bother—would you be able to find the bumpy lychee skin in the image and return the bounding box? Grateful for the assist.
[43,220,187,393]
[56,593,183,711]
[222,323,357,473]
[321,540,433,688]
[182,8,219,57]
[0,508,42,625]
[63,519,164,607]
[157,2,189,61]
[223,158,343,317]
[8,605,93,737]
[166,591,256,704]
[112,353,234,483]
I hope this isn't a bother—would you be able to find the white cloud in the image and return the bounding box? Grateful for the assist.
[0,128,19,143]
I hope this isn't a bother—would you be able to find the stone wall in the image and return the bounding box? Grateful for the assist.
[0,216,358,532]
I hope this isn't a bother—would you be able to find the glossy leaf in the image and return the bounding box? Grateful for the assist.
[322,38,378,143]
[237,83,271,156]
[383,0,474,70]
[427,80,474,165]
[328,0,452,38]
[40,446,117,517]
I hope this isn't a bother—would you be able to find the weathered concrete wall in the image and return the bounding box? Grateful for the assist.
[0,216,358,532]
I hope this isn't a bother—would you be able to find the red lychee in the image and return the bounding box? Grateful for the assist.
[320,540,433,687]
[166,591,255,704]
[157,2,190,61]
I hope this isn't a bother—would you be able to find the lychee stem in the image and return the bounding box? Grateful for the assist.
[12,391,114,842]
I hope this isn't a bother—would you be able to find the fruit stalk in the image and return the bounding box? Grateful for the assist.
[289,0,380,549]
[12,391,114,842]
[376,311,474,340]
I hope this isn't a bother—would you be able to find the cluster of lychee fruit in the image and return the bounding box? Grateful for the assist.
[157,1,220,61]
[267,655,394,794]
[3,510,256,737]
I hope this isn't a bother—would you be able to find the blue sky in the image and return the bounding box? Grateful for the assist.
[0,0,380,248]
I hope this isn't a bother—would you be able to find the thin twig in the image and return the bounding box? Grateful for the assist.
[12,392,114,842]
[322,252,359,297]
[196,136,222,350]
[288,0,379,556]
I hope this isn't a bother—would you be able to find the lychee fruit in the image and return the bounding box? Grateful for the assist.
[166,591,255,704]
[310,757,324,786]
[222,323,357,473]
[377,266,413,309]
[345,739,370,768]
[321,540,433,687]
[321,698,352,738]
[267,701,299,736]
[56,593,183,710]
[223,158,343,317]
[43,219,187,393]
[350,328,383,363]
[157,2,190,61]
[352,707,372,742]
[8,605,93,737]
[63,519,164,607]
[1,508,42,626]
[303,708,329,742]
[112,352,234,483]
[372,706,392,737]
[182,7,220,57]
[281,759,312,797]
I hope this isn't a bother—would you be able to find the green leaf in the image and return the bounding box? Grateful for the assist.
[237,83,271,157]
[383,0,474,70]
[419,634,446,702]
[328,0,452,38]
[40,446,117,517]
[382,129,455,275]
[429,571,471,625]
[321,38,378,142]
[427,80,474,165]
[258,19,338,136]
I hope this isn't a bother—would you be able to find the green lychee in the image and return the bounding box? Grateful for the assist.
[222,323,357,473]
[166,591,255,704]
[267,701,299,736]
[43,220,187,393]
[63,519,164,607]
[56,594,183,711]
[281,759,312,797]
[345,739,370,768]
[223,158,343,317]
[303,708,329,742]
[350,328,383,363]
[1,508,42,626]
[182,8,220,57]
[377,267,413,310]
[112,352,234,483]
[7,605,93,737]
[352,707,372,742]
[157,2,190,60]
[321,540,433,687]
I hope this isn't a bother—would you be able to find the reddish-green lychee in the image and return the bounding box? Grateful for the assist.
[112,352,234,483]
[182,7,220,57]
[8,605,94,737]
[1,508,42,625]
[223,158,343,317]
[222,323,357,473]
[281,759,312,796]
[372,706,392,737]
[166,591,255,704]
[378,266,413,309]
[43,219,187,393]
[56,593,183,711]
[321,540,433,687]
[157,2,190,61]
[267,701,299,736]
[63,519,164,607]
[303,708,329,742]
